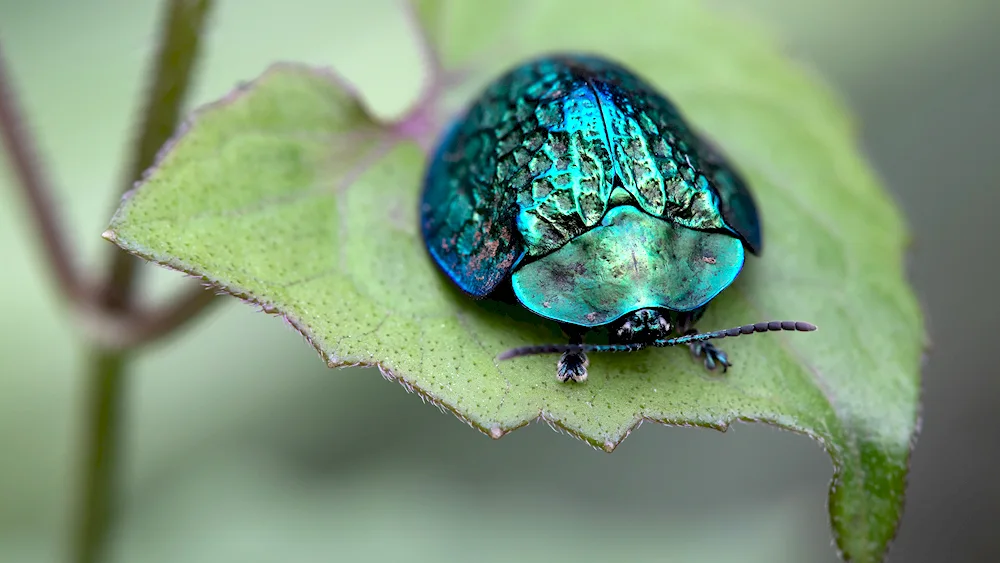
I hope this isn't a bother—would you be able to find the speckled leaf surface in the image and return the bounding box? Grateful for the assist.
[105,2,923,562]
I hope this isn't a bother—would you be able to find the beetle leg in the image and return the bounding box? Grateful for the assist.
[556,330,589,383]
[677,310,731,373]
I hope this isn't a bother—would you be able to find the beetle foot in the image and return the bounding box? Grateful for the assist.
[557,351,589,382]
[688,339,731,373]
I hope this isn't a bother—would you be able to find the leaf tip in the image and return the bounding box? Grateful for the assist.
[489,426,505,439]
[102,229,117,243]
[602,440,617,453]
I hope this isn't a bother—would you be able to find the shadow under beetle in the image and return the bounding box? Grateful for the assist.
[420,54,815,382]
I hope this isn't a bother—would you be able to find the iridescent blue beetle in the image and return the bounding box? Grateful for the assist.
[421,55,815,382]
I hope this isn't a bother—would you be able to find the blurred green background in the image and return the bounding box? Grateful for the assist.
[1,1,996,561]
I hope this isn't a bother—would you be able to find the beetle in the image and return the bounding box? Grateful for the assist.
[420,54,815,382]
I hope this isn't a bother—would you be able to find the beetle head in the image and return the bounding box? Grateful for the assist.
[614,308,671,343]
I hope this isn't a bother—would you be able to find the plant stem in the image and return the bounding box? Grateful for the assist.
[124,283,219,348]
[73,348,129,563]
[0,47,89,304]
[86,283,220,351]
[72,2,214,563]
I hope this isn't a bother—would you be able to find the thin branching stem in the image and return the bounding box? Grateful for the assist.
[125,283,220,348]
[86,283,221,350]
[0,47,90,304]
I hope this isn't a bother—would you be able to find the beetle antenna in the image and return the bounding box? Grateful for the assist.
[651,320,816,347]
[497,321,816,361]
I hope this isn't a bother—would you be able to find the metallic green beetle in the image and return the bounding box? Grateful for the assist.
[420,54,814,382]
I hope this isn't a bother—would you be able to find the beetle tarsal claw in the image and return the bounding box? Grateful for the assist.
[556,350,589,382]
[687,338,731,373]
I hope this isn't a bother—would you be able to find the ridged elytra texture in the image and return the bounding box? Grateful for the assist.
[420,55,761,326]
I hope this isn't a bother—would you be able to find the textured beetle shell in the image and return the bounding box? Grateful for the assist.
[420,54,761,304]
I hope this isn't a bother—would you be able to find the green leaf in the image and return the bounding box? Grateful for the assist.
[104,2,923,562]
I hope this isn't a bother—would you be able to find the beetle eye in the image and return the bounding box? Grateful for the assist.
[616,321,633,338]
